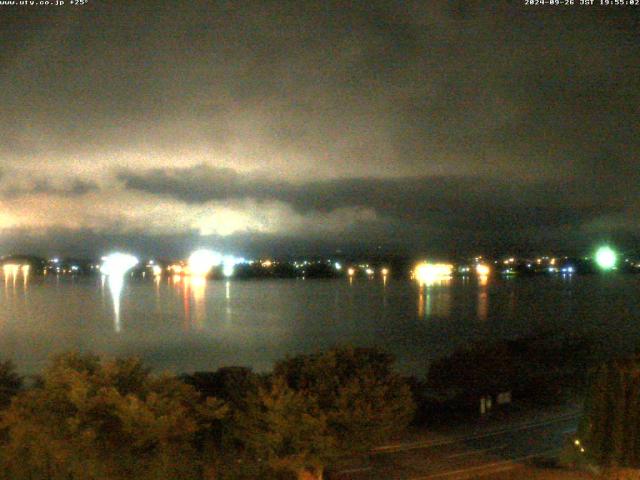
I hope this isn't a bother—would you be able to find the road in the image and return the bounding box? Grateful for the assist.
[332,411,580,480]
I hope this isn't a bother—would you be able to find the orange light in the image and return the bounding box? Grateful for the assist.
[414,262,453,285]
[169,264,183,274]
[476,264,490,276]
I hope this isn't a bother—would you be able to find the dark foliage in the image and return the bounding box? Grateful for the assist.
[580,355,640,468]
[424,332,598,416]
[0,361,22,410]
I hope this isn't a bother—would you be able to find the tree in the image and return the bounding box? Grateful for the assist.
[231,377,334,480]
[183,366,263,473]
[0,352,226,480]
[580,356,640,468]
[273,347,415,454]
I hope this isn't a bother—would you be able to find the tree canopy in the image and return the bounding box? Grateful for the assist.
[0,352,226,480]
[232,377,334,480]
[274,346,415,454]
[0,347,415,480]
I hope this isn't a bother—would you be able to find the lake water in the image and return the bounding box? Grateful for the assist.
[1,272,639,376]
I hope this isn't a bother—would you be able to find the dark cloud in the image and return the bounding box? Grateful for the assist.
[0,178,99,199]
[32,179,99,196]
[117,164,624,234]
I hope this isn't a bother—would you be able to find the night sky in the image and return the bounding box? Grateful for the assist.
[1,1,639,259]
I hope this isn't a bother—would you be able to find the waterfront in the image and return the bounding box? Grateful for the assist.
[1,273,639,375]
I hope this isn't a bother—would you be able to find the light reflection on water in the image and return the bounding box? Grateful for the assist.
[417,279,452,319]
[107,274,125,333]
[477,275,489,321]
[0,273,640,376]
[3,267,29,299]
[171,275,211,331]
[225,281,232,325]
[190,276,207,330]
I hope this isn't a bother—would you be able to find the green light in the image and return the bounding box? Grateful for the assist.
[595,246,617,270]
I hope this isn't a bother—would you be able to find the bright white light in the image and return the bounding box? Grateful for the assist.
[152,265,162,276]
[222,263,234,277]
[222,255,240,278]
[100,253,139,277]
[335,262,342,271]
[188,249,222,276]
[365,268,374,275]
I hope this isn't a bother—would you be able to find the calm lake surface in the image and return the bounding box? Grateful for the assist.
[1,273,639,376]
